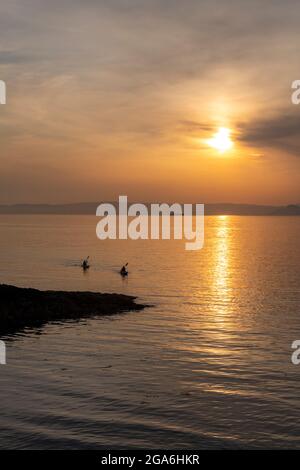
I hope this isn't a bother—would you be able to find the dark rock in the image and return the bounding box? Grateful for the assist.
[0,284,146,334]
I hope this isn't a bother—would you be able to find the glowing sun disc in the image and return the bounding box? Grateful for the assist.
[207,127,233,152]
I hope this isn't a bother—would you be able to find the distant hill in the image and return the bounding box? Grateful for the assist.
[0,202,299,215]
[271,204,300,216]
[0,203,98,214]
[204,203,279,215]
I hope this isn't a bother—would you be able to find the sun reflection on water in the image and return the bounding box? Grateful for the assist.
[213,215,231,309]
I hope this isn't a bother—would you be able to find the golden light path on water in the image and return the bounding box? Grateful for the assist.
[213,215,231,319]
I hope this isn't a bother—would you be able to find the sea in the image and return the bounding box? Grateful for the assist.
[0,215,299,449]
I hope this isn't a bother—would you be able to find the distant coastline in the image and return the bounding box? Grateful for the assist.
[0,202,299,216]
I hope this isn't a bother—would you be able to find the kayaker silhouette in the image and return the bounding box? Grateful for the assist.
[82,256,90,270]
[120,263,128,276]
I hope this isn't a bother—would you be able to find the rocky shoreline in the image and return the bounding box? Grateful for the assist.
[0,284,146,334]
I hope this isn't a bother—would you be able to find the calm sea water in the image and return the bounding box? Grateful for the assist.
[0,215,299,449]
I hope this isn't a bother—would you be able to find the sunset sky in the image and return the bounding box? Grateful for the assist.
[0,0,300,204]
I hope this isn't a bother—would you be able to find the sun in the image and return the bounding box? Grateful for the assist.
[207,127,233,153]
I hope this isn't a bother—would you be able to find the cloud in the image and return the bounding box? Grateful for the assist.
[179,121,214,133]
[238,112,300,155]
[0,50,32,64]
